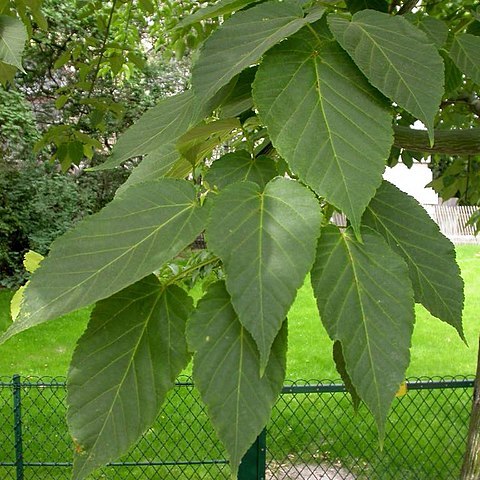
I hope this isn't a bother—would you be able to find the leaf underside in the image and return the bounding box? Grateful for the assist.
[253,25,393,230]
[116,143,180,194]
[191,0,325,102]
[328,10,444,143]
[68,278,193,480]
[96,91,201,170]
[449,33,480,84]
[205,150,278,189]
[311,225,414,437]
[0,15,27,69]
[187,281,287,478]
[1,179,207,343]
[207,177,321,371]
[362,181,465,338]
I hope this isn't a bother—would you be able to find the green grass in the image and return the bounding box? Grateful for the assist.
[0,244,478,378]
[0,246,477,479]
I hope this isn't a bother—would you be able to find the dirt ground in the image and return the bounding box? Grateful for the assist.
[266,462,356,479]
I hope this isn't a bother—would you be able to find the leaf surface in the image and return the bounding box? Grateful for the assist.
[0,15,27,69]
[449,33,480,84]
[178,0,259,28]
[95,91,198,170]
[329,10,444,143]
[207,178,321,370]
[311,225,414,437]
[218,67,256,118]
[253,28,392,230]
[1,179,207,343]
[205,150,277,189]
[177,118,241,164]
[115,143,180,195]
[362,181,464,338]
[68,278,192,480]
[192,1,325,101]
[332,340,361,411]
[187,281,286,477]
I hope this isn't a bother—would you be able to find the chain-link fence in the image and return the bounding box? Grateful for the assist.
[0,374,474,480]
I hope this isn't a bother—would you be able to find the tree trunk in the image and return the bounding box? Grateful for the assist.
[393,126,480,155]
[461,336,480,479]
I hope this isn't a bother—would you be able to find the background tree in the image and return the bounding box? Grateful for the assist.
[1,0,479,479]
[0,0,194,286]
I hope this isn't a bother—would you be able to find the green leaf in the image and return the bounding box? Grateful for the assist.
[138,0,155,14]
[97,91,194,168]
[311,225,414,437]
[10,286,25,322]
[218,67,256,119]
[0,60,16,85]
[253,28,393,231]
[93,91,201,170]
[191,1,325,102]
[416,16,448,48]
[178,0,259,28]
[207,177,321,371]
[0,179,208,343]
[362,181,465,339]
[345,0,388,14]
[0,15,27,69]
[94,80,236,171]
[187,281,287,477]
[441,50,463,97]
[328,10,444,144]
[177,118,241,164]
[332,340,361,411]
[115,143,180,195]
[68,278,192,480]
[205,150,278,189]
[23,250,44,273]
[449,33,480,84]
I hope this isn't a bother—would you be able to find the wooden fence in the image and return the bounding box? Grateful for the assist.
[423,205,479,245]
[332,205,479,245]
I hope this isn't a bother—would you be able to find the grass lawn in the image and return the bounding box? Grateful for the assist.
[0,245,477,480]
[1,245,477,379]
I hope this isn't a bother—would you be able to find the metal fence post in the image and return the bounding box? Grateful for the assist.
[238,429,267,480]
[12,374,24,480]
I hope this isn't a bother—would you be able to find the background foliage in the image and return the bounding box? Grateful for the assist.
[1,1,479,479]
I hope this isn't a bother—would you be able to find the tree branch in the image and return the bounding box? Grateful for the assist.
[393,126,480,155]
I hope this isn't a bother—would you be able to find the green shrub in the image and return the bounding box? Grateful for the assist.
[0,161,93,287]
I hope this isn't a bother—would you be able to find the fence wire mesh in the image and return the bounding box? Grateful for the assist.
[0,375,474,480]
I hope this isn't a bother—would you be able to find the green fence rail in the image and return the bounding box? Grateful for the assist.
[0,375,474,479]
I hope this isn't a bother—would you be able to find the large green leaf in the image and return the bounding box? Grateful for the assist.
[0,179,207,343]
[191,1,325,102]
[205,150,277,190]
[362,181,464,338]
[95,91,197,170]
[0,60,16,86]
[311,225,414,437]
[253,28,393,231]
[207,177,321,370]
[0,15,27,69]
[177,118,241,164]
[218,67,256,119]
[115,143,180,195]
[187,281,287,477]
[328,10,444,143]
[416,15,448,49]
[449,33,480,84]
[178,0,259,28]
[345,0,388,14]
[68,278,192,480]
[332,341,361,411]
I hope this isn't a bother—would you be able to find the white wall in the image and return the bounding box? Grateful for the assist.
[383,162,438,204]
